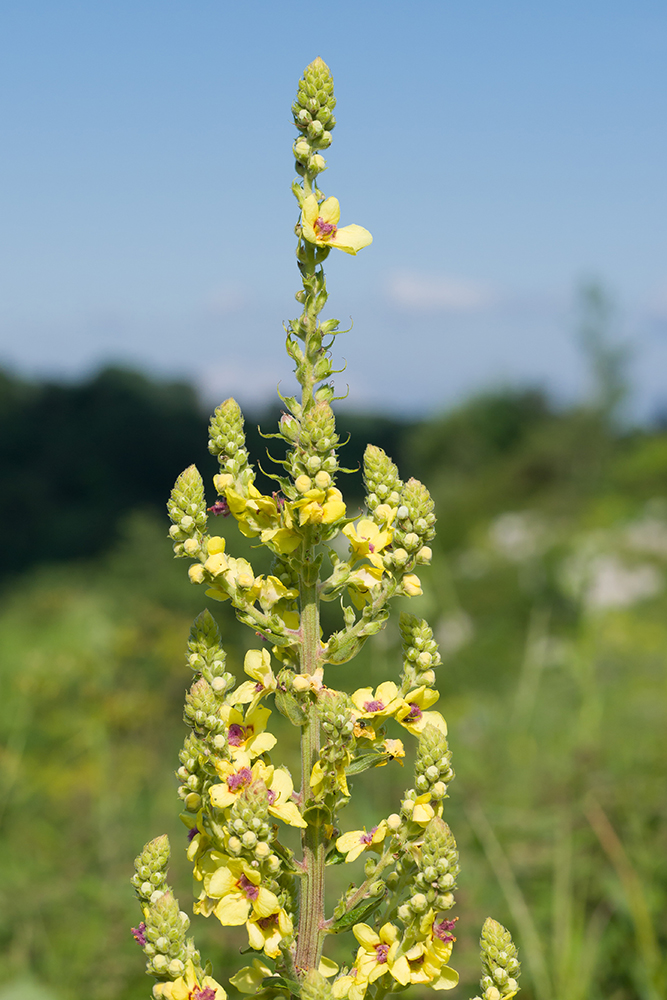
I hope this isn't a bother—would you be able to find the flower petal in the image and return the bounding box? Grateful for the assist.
[330,224,373,255]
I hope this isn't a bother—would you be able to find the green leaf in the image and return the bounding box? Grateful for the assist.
[345,752,388,775]
[329,886,387,933]
[325,848,347,866]
[274,688,308,726]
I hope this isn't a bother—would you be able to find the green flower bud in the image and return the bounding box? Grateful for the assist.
[143,891,190,978]
[293,58,337,134]
[227,781,273,850]
[394,478,436,546]
[399,613,442,685]
[363,445,403,514]
[208,398,255,493]
[184,678,227,747]
[167,465,207,558]
[186,610,234,695]
[132,835,170,902]
[475,918,521,999]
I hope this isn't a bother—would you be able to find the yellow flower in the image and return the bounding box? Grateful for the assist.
[229,959,274,995]
[220,704,277,761]
[346,565,384,607]
[378,738,405,766]
[291,486,346,526]
[153,959,226,1000]
[402,573,423,596]
[351,681,405,720]
[332,966,368,1000]
[343,518,393,570]
[301,194,373,256]
[405,917,459,990]
[395,687,447,737]
[258,575,298,612]
[336,821,388,863]
[210,758,304,827]
[403,792,439,825]
[352,922,411,988]
[205,857,280,927]
[230,648,276,709]
[247,907,293,958]
[310,758,350,798]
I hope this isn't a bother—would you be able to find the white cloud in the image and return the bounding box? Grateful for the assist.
[387,271,498,312]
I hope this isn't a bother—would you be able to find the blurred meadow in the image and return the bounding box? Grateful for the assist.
[1,287,665,1000]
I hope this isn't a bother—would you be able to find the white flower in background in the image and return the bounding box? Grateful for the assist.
[489,512,544,562]
[585,555,663,611]
[437,611,474,655]
[625,515,667,559]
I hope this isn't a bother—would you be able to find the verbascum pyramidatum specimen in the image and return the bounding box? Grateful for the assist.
[131,56,521,1000]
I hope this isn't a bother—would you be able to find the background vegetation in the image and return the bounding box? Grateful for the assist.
[1,291,665,1000]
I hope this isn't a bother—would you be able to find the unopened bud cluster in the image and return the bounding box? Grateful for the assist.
[142,891,191,979]
[318,690,356,791]
[413,817,459,909]
[284,400,340,489]
[400,613,442,687]
[471,918,521,1000]
[415,724,454,799]
[176,732,214,813]
[225,781,274,856]
[167,465,207,559]
[131,835,170,904]
[292,57,336,175]
[363,445,402,513]
[187,610,235,695]
[209,398,255,496]
[394,478,436,558]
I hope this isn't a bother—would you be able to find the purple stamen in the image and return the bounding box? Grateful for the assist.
[227,767,253,791]
[238,874,259,901]
[315,216,337,238]
[375,943,390,964]
[227,723,248,747]
[368,542,375,553]
[131,922,147,946]
[256,913,278,930]
[406,702,422,722]
[266,788,277,806]
[433,917,458,943]
[254,681,264,692]
[364,699,385,713]
[194,989,217,1000]
[187,827,198,842]
[360,825,378,845]
[207,499,230,517]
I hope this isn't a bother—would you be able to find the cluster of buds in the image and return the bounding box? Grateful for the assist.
[415,723,454,800]
[471,918,521,1000]
[176,732,214,813]
[209,398,255,497]
[225,780,274,856]
[184,679,228,752]
[187,610,235,696]
[283,399,340,491]
[363,445,403,514]
[394,478,436,565]
[167,464,208,559]
[131,837,210,991]
[400,613,442,688]
[315,689,357,798]
[292,56,336,176]
[412,817,459,911]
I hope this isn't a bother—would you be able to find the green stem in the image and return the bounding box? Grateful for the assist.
[295,564,326,974]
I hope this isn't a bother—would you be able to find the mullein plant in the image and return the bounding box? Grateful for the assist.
[130,58,521,1000]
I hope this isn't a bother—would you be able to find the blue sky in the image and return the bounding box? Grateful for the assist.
[1,1,666,416]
